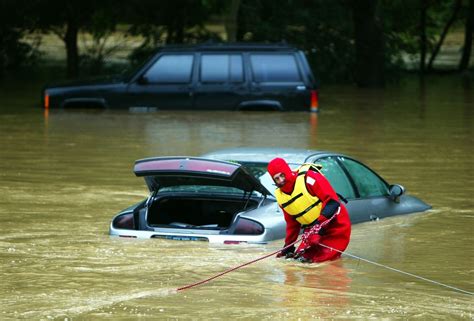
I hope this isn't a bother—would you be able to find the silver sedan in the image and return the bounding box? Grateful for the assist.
[109,147,431,244]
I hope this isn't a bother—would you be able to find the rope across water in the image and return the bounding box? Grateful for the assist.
[176,240,473,295]
[317,243,473,296]
[176,239,301,291]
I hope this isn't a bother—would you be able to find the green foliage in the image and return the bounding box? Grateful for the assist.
[0,27,39,75]
[0,0,469,82]
[237,0,355,83]
[0,1,40,76]
[125,0,223,67]
[80,6,120,75]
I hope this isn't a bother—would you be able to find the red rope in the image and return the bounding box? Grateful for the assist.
[176,238,301,291]
[176,209,341,291]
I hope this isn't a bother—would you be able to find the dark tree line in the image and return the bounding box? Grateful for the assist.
[0,0,472,87]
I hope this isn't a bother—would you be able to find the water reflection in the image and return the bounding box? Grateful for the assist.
[281,259,351,294]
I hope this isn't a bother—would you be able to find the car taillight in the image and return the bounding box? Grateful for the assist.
[233,218,264,235]
[113,213,134,229]
[310,90,319,113]
[44,93,49,109]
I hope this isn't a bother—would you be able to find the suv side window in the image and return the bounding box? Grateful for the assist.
[250,54,302,83]
[144,54,194,83]
[200,54,243,83]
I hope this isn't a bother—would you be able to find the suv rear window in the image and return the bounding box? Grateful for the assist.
[144,54,194,83]
[200,54,243,83]
[250,54,302,83]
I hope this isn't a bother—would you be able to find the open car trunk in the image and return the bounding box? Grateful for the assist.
[147,196,259,230]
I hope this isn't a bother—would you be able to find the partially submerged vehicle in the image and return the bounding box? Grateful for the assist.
[110,148,431,244]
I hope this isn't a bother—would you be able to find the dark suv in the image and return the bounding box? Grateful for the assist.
[43,43,319,111]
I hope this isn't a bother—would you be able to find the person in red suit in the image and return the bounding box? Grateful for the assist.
[268,157,351,263]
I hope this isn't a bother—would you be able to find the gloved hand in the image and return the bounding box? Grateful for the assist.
[293,246,309,259]
[276,245,295,258]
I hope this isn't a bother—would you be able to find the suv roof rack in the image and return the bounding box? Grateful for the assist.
[158,41,297,52]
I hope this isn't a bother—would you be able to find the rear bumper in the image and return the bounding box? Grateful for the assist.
[109,226,272,244]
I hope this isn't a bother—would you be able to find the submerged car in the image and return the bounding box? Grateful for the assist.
[110,148,431,243]
[42,43,319,112]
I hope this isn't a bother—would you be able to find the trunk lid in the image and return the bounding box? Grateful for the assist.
[134,157,272,196]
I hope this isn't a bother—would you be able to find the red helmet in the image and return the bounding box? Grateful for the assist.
[267,157,296,193]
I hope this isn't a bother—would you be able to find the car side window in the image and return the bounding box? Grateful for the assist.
[339,157,389,198]
[315,157,356,199]
[201,54,243,83]
[144,54,194,83]
[250,54,302,83]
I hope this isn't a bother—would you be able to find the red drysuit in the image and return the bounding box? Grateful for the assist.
[268,158,351,263]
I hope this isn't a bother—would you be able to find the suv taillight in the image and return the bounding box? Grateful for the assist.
[310,90,319,112]
[44,93,49,109]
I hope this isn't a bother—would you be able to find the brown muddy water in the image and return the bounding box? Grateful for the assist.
[0,76,473,319]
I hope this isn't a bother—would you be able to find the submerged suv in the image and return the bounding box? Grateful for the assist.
[42,43,319,111]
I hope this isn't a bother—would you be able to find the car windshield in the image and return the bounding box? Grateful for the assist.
[235,161,269,179]
[121,49,159,82]
[235,161,300,196]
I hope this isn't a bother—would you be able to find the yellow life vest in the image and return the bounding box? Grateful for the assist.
[274,163,323,225]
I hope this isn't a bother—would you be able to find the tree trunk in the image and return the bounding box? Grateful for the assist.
[427,0,462,71]
[352,0,385,87]
[175,17,185,43]
[64,21,79,78]
[419,0,428,74]
[225,0,241,42]
[459,0,473,70]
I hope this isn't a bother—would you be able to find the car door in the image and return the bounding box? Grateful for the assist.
[193,53,248,110]
[311,156,399,224]
[248,52,309,110]
[127,54,194,110]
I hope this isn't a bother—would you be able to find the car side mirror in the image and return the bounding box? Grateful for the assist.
[389,184,405,203]
[137,75,149,85]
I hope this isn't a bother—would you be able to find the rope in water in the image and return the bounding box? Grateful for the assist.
[176,238,301,291]
[318,243,473,296]
[177,240,473,295]
[177,214,337,291]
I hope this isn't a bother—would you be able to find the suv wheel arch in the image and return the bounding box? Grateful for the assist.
[62,98,108,109]
[237,100,283,111]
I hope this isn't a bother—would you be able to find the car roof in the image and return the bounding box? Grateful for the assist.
[157,42,300,53]
[201,147,339,164]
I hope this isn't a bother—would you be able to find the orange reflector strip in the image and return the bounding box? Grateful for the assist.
[310,90,319,112]
[44,94,50,109]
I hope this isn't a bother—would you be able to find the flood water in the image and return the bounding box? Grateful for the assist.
[0,75,473,319]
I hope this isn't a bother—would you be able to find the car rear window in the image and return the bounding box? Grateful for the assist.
[159,185,260,196]
[250,54,302,83]
[200,54,243,83]
[144,54,194,83]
